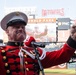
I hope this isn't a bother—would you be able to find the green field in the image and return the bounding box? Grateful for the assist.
[43,69,76,74]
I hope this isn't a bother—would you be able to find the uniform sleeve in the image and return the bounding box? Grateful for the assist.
[41,36,76,68]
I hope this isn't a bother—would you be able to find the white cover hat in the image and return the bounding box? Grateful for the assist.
[1,11,28,31]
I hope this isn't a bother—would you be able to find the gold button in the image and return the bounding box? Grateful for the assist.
[3,56,6,60]
[30,51,34,54]
[26,68,29,71]
[6,70,10,73]
[24,55,27,58]
[30,51,33,54]
[5,63,8,67]
[25,61,28,64]
[2,50,5,53]
[30,51,35,55]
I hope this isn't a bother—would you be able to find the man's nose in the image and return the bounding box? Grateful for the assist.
[18,27,23,32]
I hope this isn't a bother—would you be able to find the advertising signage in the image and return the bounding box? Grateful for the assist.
[26,23,56,42]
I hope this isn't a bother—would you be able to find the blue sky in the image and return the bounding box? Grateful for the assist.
[0,0,76,39]
[0,0,76,19]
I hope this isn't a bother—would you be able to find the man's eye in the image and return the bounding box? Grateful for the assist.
[15,26,19,29]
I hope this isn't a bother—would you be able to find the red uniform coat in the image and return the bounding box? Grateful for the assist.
[0,37,75,75]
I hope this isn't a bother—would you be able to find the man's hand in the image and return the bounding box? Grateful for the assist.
[71,24,76,41]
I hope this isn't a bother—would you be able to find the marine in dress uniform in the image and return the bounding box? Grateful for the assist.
[0,11,76,75]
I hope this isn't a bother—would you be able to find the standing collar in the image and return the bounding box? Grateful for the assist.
[7,41,24,46]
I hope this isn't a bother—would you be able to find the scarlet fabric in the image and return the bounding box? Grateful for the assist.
[0,38,75,75]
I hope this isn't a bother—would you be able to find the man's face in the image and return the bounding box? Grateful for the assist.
[6,23,26,42]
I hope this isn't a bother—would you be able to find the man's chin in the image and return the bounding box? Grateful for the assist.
[16,37,25,42]
[16,34,26,41]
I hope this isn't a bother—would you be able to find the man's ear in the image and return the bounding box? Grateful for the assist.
[5,29,9,34]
